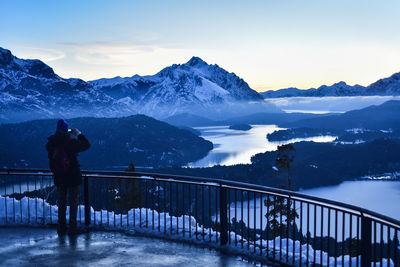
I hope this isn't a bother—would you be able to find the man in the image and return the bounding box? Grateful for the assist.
[46,119,90,235]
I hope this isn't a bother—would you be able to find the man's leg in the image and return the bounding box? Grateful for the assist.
[57,186,67,235]
[68,185,80,232]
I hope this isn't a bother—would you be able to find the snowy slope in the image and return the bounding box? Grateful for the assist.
[89,56,268,117]
[0,47,133,122]
[0,47,276,122]
[90,56,263,103]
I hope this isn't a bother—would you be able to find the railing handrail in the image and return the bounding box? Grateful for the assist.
[1,168,399,229]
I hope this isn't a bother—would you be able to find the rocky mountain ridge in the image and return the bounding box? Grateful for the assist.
[0,47,132,122]
[0,47,271,123]
[262,73,400,98]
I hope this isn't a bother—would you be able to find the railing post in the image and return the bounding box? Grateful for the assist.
[84,175,91,226]
[219,185,228,246]
[361,214,372,267]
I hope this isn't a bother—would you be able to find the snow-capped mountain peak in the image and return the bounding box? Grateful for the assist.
[185,56,208,67]
[0,47,13,66]
[367,72,400,95]
[1,47,278,122]
[88,56,265,117]
[0,47,135,122]
[0,47,58,80]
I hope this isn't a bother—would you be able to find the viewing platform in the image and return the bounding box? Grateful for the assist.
[0,169,399,266]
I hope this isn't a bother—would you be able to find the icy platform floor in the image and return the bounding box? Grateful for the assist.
[0,227,258,266]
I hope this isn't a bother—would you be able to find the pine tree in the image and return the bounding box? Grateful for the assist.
[264,144,298,237]
[108,161,144,212]
[275,144,295,189]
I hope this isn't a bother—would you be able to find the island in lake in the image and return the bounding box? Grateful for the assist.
[229,124,252,131]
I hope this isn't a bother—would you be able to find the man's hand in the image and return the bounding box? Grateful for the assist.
[70,128,82,138]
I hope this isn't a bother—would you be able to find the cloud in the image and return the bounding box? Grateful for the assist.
[17,47,66,62]
[51,41,201,80]
[61,42,172,65]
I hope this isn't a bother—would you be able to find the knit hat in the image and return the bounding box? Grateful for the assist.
[56,119,68,133]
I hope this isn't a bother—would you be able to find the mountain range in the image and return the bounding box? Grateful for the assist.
[0,47,278,123]
[89,56,280,119]
[261,73,400,98]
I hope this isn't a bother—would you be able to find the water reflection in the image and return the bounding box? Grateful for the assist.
[221,180,400,241]
[0,179,53,195]
[301,180,400,220]
[189,125,336,167]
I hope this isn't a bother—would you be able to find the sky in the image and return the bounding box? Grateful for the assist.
[2,0,400,91]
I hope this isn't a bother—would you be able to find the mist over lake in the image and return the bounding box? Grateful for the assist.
[264,96,400,114]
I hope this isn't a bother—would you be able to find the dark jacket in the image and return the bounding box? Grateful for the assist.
[46,131,90,187]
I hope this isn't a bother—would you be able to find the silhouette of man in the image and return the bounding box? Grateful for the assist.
[46,119,90,235]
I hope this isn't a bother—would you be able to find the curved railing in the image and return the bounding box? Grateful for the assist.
[0,168,399,266]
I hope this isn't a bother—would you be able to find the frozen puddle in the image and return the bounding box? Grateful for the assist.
[0,227,257,267]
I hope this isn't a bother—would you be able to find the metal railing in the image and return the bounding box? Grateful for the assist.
[0,168,399,266]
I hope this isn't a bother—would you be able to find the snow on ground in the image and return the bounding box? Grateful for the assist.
[0,196,395,266]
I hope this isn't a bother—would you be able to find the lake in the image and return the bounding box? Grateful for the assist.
[192,118,399,231]
[224,180,400,240]
[190,96,400,167]
[188,125,336,167]
[301,180,400,220]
